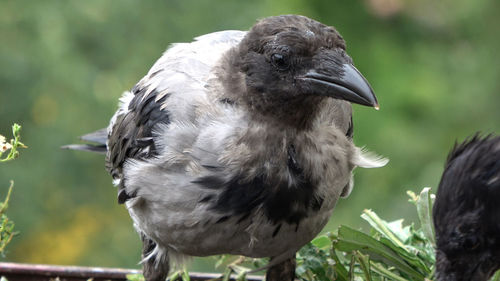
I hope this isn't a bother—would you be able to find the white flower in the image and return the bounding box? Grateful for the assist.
[0,135,12,152]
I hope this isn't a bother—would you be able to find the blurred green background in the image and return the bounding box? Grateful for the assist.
[1,0,499,272]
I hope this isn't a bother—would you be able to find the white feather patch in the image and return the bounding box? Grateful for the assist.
[352,147,389,168]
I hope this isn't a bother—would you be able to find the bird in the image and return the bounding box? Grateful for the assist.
[433,134,500,281]
[66,15,388,281]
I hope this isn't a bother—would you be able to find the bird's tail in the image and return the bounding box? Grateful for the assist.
[61,128,108,154]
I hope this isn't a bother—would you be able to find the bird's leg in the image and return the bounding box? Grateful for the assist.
[265,255,296,281]
[141,234,170,281]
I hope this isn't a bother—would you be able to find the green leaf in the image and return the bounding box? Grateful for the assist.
[168,271,181,281]
[361,209,407,249]
[353,251,372,281]
[333,226,425,281]
[330,249,349,281]
[379,237,430,274]
[235,269,247,281]
[311,235,331,250]
[221,267,232,281]
[230,264,250,275]
[181,269,191,281]
[370,261,409,281]
[387,219,412,242]
[297,243,333,281]
[215,255,233,268]
[415,187,436,246]
[490,270,500,281]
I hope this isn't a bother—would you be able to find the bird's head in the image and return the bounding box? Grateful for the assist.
[221,15,378,126]
[433,134,500,281]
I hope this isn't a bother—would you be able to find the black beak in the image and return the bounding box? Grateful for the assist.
[298,63,379,109]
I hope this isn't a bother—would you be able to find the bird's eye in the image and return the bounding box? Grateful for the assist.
[271,53,290,70]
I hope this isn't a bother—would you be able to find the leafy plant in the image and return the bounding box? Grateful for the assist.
[0,123,25,256]
[296,187,436,281]
[0,181,15,256]
[296,187,499,281]
[0,123,26,162]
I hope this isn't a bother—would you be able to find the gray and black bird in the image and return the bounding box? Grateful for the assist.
[67,15,387,280]
[433,134,500,281]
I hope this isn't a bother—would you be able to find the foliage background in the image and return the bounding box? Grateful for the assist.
[1,0,499,272]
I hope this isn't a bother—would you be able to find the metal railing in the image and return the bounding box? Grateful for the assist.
[0,262,264,281]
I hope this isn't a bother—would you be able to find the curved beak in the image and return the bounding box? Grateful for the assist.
[298,63,379,109]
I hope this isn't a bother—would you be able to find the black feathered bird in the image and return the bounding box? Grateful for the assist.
[433,134,500,281]
[66,15,387,280]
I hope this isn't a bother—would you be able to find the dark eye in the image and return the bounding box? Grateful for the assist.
[271,53,290,70]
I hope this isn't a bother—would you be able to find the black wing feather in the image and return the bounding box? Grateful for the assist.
[106,87,171,203]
